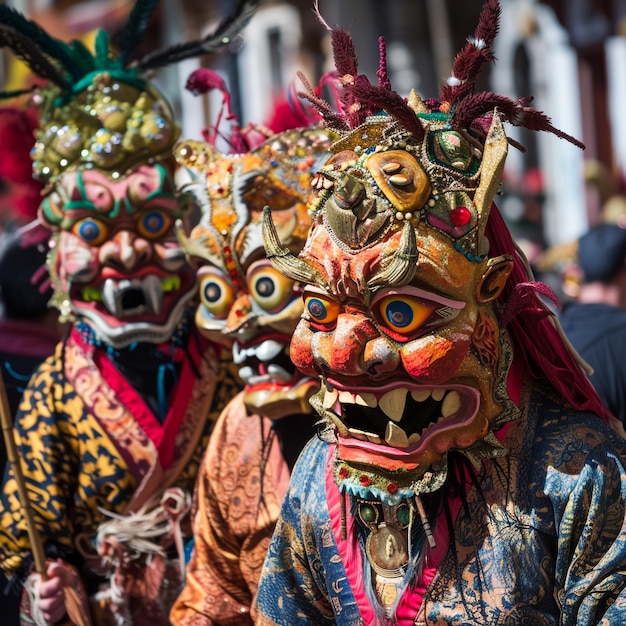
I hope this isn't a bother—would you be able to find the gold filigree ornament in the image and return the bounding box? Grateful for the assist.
[31,72,179,184]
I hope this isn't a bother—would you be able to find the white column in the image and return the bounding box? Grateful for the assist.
[606,37,626,184]
[236,3,302,125]
[533,3,587,244]
[493,1,588,245]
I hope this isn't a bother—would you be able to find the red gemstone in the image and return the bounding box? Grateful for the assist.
[359,475,371,486]
[450,206,471,226]
[387,483,398,494]
[339,467,348,478]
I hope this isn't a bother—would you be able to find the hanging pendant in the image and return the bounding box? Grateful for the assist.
[365,522,409,576]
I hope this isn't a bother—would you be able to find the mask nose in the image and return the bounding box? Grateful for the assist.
[100,230,150,271]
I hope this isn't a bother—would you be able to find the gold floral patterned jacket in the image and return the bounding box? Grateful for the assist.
[0,325,240,625]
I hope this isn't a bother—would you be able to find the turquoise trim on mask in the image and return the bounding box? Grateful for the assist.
[454,242,483,262]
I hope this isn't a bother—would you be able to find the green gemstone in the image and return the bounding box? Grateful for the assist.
[397,504,410,526]
[360,503,377,523]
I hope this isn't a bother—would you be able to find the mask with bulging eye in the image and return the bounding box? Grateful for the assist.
[176,127,336,420]
[264,111,518,498]
[42,164,197,348]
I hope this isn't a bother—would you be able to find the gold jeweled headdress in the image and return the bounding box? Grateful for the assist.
[0,0,259,189]
[293,0,584,264]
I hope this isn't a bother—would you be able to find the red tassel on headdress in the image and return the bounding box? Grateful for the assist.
[376,37,392,91]
[185,68,232,145]
[486,204,611,423]
[440,0,500,108]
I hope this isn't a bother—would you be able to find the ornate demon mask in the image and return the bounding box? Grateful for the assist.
[176,109,335,419]
[41,162,197,347]
[0,2,259,348]
[263,0,585,499]
[35,55,198,348]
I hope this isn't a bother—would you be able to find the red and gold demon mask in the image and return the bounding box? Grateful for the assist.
[175,126,335,419]
[264,113,517,495]
[262,0,585,499]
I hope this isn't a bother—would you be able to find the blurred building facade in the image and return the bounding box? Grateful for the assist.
[2,0,625,251]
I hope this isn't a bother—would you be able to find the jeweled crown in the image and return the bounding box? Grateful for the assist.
[297,0,583,261]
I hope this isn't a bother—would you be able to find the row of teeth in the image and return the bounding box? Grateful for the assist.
[238,364,291,385]
[82,275,181,317]
[324,387,462,449]
[233,339,284,364]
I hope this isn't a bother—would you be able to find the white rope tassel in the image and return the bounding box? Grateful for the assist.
[96,501,170,566]
[24,572,50,626]
[94,487,192,625]
[94,574,131,626]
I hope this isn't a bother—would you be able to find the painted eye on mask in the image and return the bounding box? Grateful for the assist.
[247,260,295,314]
[303,291,341,327]
[377,295,436,335]
[372,287,465,341]
[70,217,109,246]
[137,210,173,239]
[198,269,237,320]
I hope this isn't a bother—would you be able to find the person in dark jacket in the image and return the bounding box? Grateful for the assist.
[559,222,626,425]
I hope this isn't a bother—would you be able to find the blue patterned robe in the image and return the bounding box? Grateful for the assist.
[254,382,626,625]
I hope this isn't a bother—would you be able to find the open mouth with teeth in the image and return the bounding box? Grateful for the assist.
[235,334,319,420]
[68,267,198,348]
[75,272,194,323]
[235,337,294,388]
[313,379,480,461]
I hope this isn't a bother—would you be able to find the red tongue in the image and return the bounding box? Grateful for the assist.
[257,362,268,376]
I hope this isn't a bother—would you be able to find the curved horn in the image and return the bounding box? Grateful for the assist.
[262,207,328,289]
[367,221,418,289]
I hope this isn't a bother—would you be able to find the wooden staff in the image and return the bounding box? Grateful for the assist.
[0,367,90,626]
[0,367,47,575]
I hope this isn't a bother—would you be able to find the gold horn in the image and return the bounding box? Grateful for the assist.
[262,207,329,289]
[474,113,508,240]
[368,221,418,289]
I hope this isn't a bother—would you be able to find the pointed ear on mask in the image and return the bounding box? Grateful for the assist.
[476,255,513,304]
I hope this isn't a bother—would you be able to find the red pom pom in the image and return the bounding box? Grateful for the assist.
[185,68,227,95]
